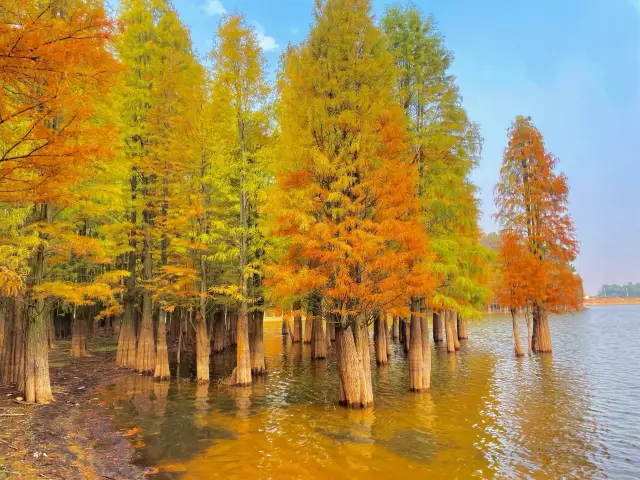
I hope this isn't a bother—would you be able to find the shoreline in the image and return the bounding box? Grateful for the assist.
[583,298,640,306]
[0,335,145,479]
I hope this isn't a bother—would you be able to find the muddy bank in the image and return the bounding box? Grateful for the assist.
[0,334,147,479]
[583,297,640,306]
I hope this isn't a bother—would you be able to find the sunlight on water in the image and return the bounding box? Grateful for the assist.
[98,306,640,479]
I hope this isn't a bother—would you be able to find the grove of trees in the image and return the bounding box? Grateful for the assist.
[1,0,583,407]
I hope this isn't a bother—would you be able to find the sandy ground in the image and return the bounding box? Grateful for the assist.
[583,297,640,306]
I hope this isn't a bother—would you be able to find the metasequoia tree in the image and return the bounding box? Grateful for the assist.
[209,14,271,386]
[0,0,119,403]
[266,0,432,407]
[494,116,582,353]
[382,6,490,350]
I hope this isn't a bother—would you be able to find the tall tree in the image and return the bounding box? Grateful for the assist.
[0,0,120,403]
[382,5,490,336]
[494,115,582,352]
[209,14,271,386]
[266,0,432,407]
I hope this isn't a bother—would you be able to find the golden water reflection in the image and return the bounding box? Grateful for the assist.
[100,308,640,479]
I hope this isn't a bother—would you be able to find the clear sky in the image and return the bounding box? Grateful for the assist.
[137,0,640,295]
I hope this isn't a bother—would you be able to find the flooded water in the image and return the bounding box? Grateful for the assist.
[99,306,640,479]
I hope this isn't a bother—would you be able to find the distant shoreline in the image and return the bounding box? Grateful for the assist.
[584,297,640,306]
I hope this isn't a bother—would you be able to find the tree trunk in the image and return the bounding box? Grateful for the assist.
[432,311,444,343]
[408,299,426,391]
[532,303,552,353]
[2,296,25,389]
[451,311,461,350]
[292,308,303,343]
[328,317,336,341]
[136,292,156,374]
[195,308,210,383]
[303,316,312,343]
[24,223,53,404]
[281,317,290,336]
[392,316,399,342]
[511,308,524,357]
[420,305,431,391]
[250,310,266,374]
[457,315,468,340]
[70,306,89,357]
[525,305,533,355]
[374,313,388,365]
[402,319,410,353]
[335,322,373,408]
[231,301,251,386]
[154,310,170,379]
[112,315,121,337]
[311,316,326,359]
[176,310,185,364]
[384,315,391,359]
[354,319,373,406]
[445,310,456,353]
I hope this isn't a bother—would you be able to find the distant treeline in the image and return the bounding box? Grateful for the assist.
[598,283,640,298]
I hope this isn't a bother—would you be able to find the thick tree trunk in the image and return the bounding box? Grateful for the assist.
[281,317,290,336]
[231,301,251,386]
[292,309,303,343]
[311,316,326,359]
[457,315,468,340]
[511,308,524,357]
[176,310,185,365]
[195,308,210,383]
[70,307,89,357]
[408,299,426,392]
[392,316,399,342]
[374,314,388,365]
[154,310,170,379]
[420,305,431,391]
[117,293,137,368]
[328,317,336,341]
[112,315,121,337]
[384,315,391,359]
[445,310,456,353]
[2,296,25,389]
[532,304,552,353]
[136,292,156,374]
[354,320,373,406]
[303,316,312,343]
[525,306,533,355]
[0,303,5,351]
[335,321,373,408]
[24,226,53,404]
[250,310,266,374]
[451,311,461,350]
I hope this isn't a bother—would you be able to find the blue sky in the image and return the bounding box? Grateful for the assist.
[147,0,638,294]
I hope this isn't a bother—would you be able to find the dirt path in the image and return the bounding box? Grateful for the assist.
[0,334,148,479]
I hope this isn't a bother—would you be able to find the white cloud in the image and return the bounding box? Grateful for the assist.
[203,0,226,16]
[252,21,280,52]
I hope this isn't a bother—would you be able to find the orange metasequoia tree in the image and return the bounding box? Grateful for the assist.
[0,0,119,403]
[265,0,433,408]
[494,116,582,354]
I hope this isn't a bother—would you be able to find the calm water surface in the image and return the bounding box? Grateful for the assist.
[99,306,640,479]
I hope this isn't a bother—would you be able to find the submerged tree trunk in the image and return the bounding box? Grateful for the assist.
[231,301,251,386]
[511,308,524,357]
[420,305,431,391]
[384,314,391,359]
[457,315,468,340]
[304,315,312,343]
[335,321,373,408]
[281,317,290,336]
[525,305,533,355]
[326,317,336,342]
[532,303,552,353]
[70,306,89,357]
[154,310,170,379]
[136,294,156,373]
[445,310,456,353]
[402,319,410,353]
[408,299,427,392]
[292,304,303,343]
[451,311,461,350]
[250,310,267,374]
[311,315,326,360]
[432,311,444,343]
[374,313,388,365]
[195,308,210,383]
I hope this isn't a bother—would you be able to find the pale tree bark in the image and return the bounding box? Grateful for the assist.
[420,304,432,391]
[532,303,552,353]
[408,298,427,392]
[250,310,267,374]
[445,310,456,353]
[457,315,468,340]
[154,310,170,379]
[511,308,524,357]
[374,313,388,365]
[335,319,373,408]
[70,306,89,357]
